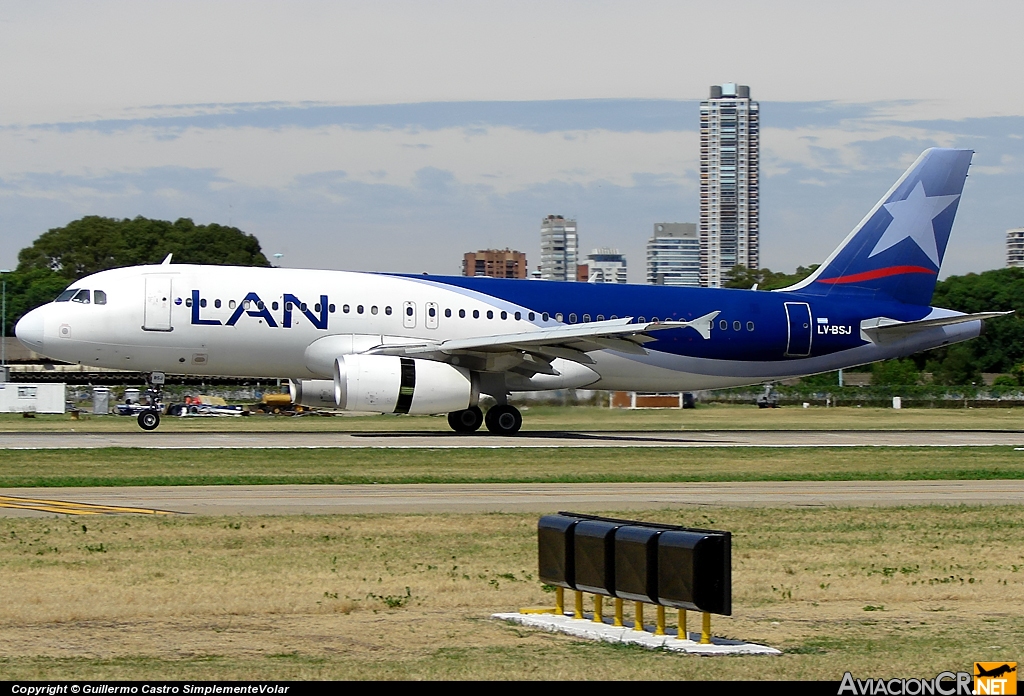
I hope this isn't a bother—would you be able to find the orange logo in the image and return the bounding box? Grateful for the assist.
[974,663,1017,695]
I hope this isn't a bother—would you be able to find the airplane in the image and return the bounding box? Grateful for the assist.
[14,148,1010,433]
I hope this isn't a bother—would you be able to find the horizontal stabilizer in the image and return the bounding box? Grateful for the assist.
[860,311,1012,343]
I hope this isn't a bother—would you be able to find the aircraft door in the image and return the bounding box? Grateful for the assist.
[784,302,812,357]
[143,275,174,332]
[425,302,439,329]
[402,301,416,329]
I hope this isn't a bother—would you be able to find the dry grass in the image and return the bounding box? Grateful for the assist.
[4,404,1024,433]
[0,507,1022,679]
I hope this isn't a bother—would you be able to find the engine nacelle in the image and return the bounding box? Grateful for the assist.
[289,379,337,409]
[334,355,476,414]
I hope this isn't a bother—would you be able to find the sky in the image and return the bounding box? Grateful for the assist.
[2,1,1023,282]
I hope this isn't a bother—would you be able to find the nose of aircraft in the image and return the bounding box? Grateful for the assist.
[14,307,45,351]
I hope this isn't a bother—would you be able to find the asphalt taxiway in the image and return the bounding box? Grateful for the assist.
[2,429,1024,449]
[1,480,1022,517]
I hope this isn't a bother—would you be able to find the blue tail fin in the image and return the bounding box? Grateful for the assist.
[781,148,973,306]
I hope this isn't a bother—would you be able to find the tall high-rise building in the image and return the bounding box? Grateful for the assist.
[646,223,700,286]
[540,215,578,281]
[1008,228,1024,267]
[462,249,528,278]
[700,83,759,287]
[584,248,628,284]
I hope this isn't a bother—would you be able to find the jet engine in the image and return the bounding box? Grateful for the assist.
[289,379,337,409]
[333,354,476,414]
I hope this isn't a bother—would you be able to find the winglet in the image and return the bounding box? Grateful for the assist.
[680,310,720,340]
[161,253,173,265]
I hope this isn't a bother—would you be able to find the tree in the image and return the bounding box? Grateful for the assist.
[4,216,271,334]
[871,359,921,386]
[723,264,819,290]
[17,216,270,279]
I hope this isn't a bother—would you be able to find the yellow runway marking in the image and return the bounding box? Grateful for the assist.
[0,495,172,516]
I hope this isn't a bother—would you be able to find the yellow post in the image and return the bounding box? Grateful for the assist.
[613,598,623,627]
[574,590,584,619]
[701,612,712,644]
[634,601,644,632]
[593,595,603,624]
[555,587,564,616]
[655,605,666,636]
[678,609,687,641]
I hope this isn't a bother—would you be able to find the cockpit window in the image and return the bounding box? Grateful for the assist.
[71,289,91,304]
[55,289,77,302]
[94,290,107,305]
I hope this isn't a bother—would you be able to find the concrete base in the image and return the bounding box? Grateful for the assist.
[493,612,781,656]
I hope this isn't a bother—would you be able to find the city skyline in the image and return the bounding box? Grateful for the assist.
[2,2,1023,283]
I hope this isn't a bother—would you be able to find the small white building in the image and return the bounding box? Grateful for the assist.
[585,248,628,284]
[0,383,67,413]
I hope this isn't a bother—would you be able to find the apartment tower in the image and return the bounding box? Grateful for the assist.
[700,83,759,287]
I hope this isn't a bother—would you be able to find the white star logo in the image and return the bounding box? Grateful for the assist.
[868,181,959,267]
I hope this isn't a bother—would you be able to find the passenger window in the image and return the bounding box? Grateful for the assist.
[733,321,741,331]
[568,313,577,323]
[486,310,493,319]
[429,307,437,318]
[583,314,590,323]
[257,301,265,310]
[542,313,549,321]
[406,306,413,317]
[300,303,307,311]
[555,313,563,322]
[445,308,452,318]
[747,321,754,331]
[343,304,350,313]
[72,289,91,304]
[357,305,364,314]
[371,306,378,315]
[719,320,727,330]
[610,315,617,320]
[473,310,480,319]
[285,302,293,311]
[596,315,604,321]
[201,299,208,308]
[55,289,77,302]
[185,297,193,307]
[500,310,507,320]
[459,309,466,318]
[229,300,237,309]
[315,303,322,313]
[329,304,336,313]
[385,306,392,315]
[638,317,646,323]
[215,299,222,309]
[515,312,522,320]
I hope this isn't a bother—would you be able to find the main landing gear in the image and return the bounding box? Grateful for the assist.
[447,404,522,435]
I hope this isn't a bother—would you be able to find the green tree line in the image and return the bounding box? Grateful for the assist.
[3,216,270,334]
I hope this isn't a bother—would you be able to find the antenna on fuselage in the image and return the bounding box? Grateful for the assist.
[161,254,173,265]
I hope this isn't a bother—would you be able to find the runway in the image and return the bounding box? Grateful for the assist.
[3,429,1024,449]
[1,480,1021,517]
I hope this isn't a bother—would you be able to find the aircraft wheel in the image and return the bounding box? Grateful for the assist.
[138,411,160,431]
[484,404,522,435]
[447,406,483,433]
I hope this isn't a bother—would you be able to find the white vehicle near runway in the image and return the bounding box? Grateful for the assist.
[14,149,1008,433]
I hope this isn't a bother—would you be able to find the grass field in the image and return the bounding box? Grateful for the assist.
[1,446,1024,488]
[0,507,1020,680]
[3,404,1024,432]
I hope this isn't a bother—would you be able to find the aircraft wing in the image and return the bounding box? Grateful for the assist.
[860,311,1012,344]
[367,311,720,369]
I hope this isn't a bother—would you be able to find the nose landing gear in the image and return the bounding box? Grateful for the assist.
[136,371,166,431]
